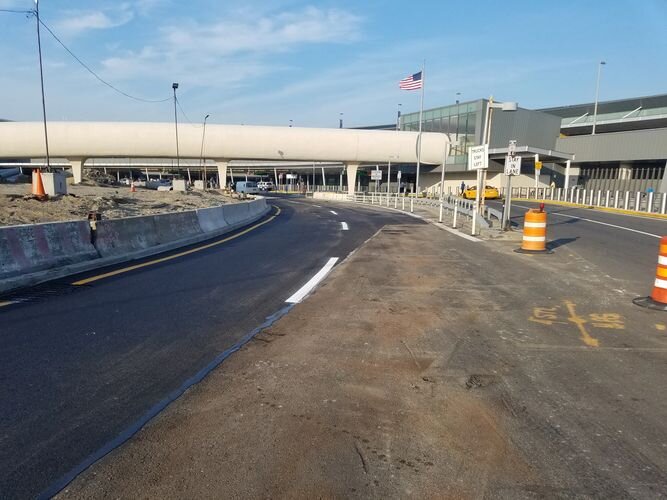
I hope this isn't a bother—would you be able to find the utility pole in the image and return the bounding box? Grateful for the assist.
[172,83,183,181]
[592,60,606,135]
[35,0,50,171]
[199,114,210,187]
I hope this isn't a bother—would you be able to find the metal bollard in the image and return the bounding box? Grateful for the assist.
[410,198,414,213]
[596,190,601,206]
[624,191,630,210]
[614,190,620,208]
[635,192,641,212]
[394,193,398,209]
[452,201,458,228]
[647,191,654,213]
[439,201,443,222]
[605,190,610,207]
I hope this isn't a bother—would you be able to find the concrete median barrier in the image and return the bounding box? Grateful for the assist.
[0,220,97,280]
[196,206,229,233]
[222,202,251,229]
[1,200,271,294]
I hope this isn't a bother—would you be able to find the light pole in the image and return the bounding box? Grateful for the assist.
[199,114,210,187]
[172,83,184,181]
[455,92,461,156]
[34,0,50,172]
[592,60,606,135]
[479,97,517,230]
[339,112,344,129]
[396,103,402,131]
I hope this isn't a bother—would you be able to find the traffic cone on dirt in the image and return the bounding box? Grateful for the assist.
[31,169,48,201]
[633,236,667,310]
[130,181,136,192]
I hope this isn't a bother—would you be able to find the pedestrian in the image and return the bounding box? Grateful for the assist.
[460,181,466,195]
[550,179,556,190]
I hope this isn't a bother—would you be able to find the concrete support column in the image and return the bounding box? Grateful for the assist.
[564,160,571,191]
[215,160,228,189]
[618,162,633,180]
[69,158,85,184]
[659,161,667,194]
[346,162,359,196]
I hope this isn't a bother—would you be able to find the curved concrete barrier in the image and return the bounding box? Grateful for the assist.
[196,206,228,233]
[0,220,97,280]
[153,211,202,244]
[93,215,159,258]
[222,202,251,229]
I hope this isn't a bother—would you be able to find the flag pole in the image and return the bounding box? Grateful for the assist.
[416,60,425,197]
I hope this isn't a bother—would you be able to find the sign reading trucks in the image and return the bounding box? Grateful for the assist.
[467,144,488,170]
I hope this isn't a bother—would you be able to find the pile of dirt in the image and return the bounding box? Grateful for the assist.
[0,183,238,226]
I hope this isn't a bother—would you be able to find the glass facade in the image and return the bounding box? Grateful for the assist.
[400,100,482,167]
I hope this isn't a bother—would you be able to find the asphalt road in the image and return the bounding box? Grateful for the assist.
[0,196,422,499]
[486,199,667,292]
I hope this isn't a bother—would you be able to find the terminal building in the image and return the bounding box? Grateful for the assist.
[399,93,667,195]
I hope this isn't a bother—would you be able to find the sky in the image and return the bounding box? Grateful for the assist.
[1,0,666,128]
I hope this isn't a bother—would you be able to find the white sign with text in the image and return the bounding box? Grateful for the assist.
[468,144,488,170]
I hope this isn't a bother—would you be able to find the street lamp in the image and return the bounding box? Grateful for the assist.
[34,0,50,173]
[455,92,461,155]
[478,97,517,233]
[592,60,606,135]
[396,103,402,131]
[339,112,344,129]
[172,83,182,180]
[199,114,210,188]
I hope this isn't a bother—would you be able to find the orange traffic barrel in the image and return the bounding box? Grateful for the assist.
[633,236,667,310]
[516,208,550,254]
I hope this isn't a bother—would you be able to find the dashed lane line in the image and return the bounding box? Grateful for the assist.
[341,222,349,231]
[330,210,338,215]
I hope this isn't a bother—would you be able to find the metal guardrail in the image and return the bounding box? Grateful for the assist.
[343,192,495,230]
[508,186,667,215]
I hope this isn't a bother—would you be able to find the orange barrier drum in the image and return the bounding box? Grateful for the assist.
[518,208,548,253]
[634,236,667,310]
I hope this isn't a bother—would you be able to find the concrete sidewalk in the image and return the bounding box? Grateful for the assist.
[59,221,667,498]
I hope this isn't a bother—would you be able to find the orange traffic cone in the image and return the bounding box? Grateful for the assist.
[130,181,136,192]
[634,236,667,310]
[31,169,48,201]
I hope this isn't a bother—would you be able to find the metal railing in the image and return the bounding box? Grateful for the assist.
[508,186,667,215]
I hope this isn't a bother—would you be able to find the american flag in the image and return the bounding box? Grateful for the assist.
[399,71,423,90]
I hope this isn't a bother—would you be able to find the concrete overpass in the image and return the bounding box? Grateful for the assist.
[0,122,448,194]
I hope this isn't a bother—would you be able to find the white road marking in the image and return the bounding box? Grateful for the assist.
[330,210,338,215]
[341,222,349,231]
[286,257,339,304]
[513,204,661,238]
[312,204,322,208]
[435,224,482,242]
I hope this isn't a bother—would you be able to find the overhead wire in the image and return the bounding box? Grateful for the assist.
[35,14,171,103]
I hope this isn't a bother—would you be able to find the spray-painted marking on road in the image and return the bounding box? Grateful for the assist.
[656,323,666,331]
[330,210,338,215]
[286,257,339,304]
[341,222,349,230]
[529,301,627,347]
[71,206,281,286]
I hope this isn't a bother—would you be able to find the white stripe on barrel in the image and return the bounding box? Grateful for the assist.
[523,236,546,242]
[524,222,547,228]
[658,255,667,266]
[654,277,667,290]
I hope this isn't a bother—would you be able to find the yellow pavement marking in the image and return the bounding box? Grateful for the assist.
[656,323,666,331]
[72,206,281,286]
[512,198,667,220]
[564,300,599,347]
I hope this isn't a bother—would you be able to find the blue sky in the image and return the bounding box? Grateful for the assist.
[1,0,666,127]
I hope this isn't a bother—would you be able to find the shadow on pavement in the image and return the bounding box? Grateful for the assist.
[547,237,579,250]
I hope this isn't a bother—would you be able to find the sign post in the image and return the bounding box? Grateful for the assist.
[468,144,488,235]
[371,167,382,193]
[502,140,521,230]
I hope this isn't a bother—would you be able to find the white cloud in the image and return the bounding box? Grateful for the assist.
[53,5,134,36]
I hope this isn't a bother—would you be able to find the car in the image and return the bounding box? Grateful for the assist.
[236,181,259,194]
[462,185,500,200]
[257,181,274,191]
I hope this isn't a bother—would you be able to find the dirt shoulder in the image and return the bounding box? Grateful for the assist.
[58,220,667,498]
[0,183,237,226]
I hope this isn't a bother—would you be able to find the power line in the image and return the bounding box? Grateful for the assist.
[175,97,196,125]
[0,9,33,14]
[36,16,171,103]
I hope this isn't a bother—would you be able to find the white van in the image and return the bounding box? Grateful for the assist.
[236,181,259,194]
[257,181,274,191]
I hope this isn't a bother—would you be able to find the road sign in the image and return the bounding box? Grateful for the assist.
[508,140,517,157]
[397,171,402,180]
[371,170,382,180]
[504,155,522,176]
[286,173,297,179]
[468,144,488,170]
[535,160,543,171]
